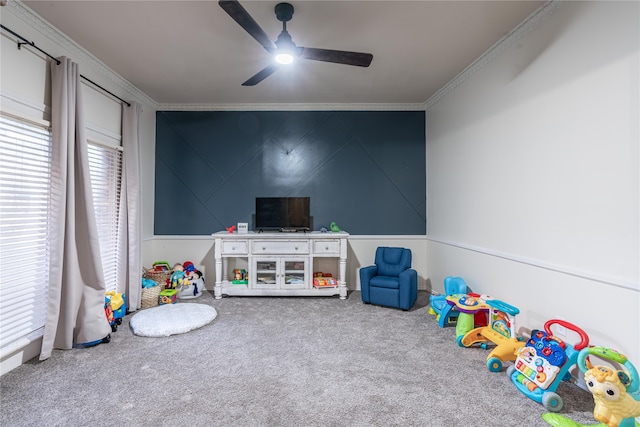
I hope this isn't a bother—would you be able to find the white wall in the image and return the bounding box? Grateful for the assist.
[426,1,639,363]
[0,1,157,373]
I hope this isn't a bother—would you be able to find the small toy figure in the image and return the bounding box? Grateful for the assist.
[232,268,248,284]
[170,263,185,289]
[226,225,237,233]
[329,221,341,232]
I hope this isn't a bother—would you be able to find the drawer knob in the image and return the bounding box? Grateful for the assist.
[325,246,329,250]
[262,246,266,250]
[295,246,298,250]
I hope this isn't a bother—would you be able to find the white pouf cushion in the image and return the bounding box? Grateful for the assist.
[130,303,217,337]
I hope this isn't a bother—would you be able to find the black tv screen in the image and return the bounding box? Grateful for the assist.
[255,197,310,231]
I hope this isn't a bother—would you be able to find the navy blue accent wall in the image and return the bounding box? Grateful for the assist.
[155,111,425,235]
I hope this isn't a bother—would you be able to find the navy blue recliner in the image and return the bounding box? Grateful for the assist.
[360,247,417,311]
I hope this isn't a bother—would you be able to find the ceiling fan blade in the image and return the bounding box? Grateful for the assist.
[242,64,279,86]
[219,0,275,51]
[301,48,373,67]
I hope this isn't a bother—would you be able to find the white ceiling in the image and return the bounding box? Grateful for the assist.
[21,0,546,106]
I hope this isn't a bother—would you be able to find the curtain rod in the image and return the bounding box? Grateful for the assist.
[80,75,131,107]
[1,24,132,107]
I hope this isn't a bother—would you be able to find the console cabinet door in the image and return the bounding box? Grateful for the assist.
[254,258,278,289]
[252,257,308,290]
[281,258,308,290]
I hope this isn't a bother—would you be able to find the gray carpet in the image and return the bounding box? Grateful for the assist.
[1,291,597,426]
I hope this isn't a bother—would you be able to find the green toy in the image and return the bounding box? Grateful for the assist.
[542,413,639,427]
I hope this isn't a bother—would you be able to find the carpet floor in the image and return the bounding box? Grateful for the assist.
[0,290,598,426]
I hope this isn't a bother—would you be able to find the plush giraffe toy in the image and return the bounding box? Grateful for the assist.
[541,347,640,427]
[584,364,640,427]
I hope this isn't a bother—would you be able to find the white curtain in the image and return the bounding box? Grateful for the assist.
[118,102,143,310]
[40,57,111,360]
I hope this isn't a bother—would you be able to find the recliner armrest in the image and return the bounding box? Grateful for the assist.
[359,265,378,303]
[359,265,378,285]
[398,268,417,283]
[398,268,418,310]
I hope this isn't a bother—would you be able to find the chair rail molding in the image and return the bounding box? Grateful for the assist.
[427,235,639,292]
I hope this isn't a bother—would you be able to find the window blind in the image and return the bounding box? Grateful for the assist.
[88,142,122,293]
[0,113,51,357]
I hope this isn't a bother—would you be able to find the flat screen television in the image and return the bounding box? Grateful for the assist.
[255,197,310,232]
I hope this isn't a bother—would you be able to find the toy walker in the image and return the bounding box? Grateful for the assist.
[542,346,640,427]
[508,319,589,412]
[459,299,524,372]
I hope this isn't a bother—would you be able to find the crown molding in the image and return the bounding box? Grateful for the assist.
[7,0,158,109]
[423,0,562,110]
[140,1,562,112]
[158,102,427,112]
[7,0,560,112]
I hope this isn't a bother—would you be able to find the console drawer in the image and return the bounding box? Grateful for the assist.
[252,240,309,254]
[313,240,340,255]
[222,240,248,255]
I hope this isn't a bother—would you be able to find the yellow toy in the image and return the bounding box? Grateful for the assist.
[542,346,640,427]
[105,290,125,312]
[586,365,640,426]
[459,299,524,372]
[104,290,126,332]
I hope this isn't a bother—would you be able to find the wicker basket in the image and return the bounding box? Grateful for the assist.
[141,268,170,309]
[143,268,171,288]
[141,285,162,309]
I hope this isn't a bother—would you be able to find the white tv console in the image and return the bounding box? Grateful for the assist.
[212,230,349,299]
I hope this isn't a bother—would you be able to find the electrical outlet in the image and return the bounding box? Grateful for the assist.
[555,317,566,337]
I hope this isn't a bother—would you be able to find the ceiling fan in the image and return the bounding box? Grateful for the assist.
[219,0,373,86]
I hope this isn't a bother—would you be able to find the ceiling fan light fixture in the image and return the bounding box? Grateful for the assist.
[275,52,294,65]
[275,30,296,65]
[219,1,374,85]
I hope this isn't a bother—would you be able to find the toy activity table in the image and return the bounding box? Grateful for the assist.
[445,293,491,343]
